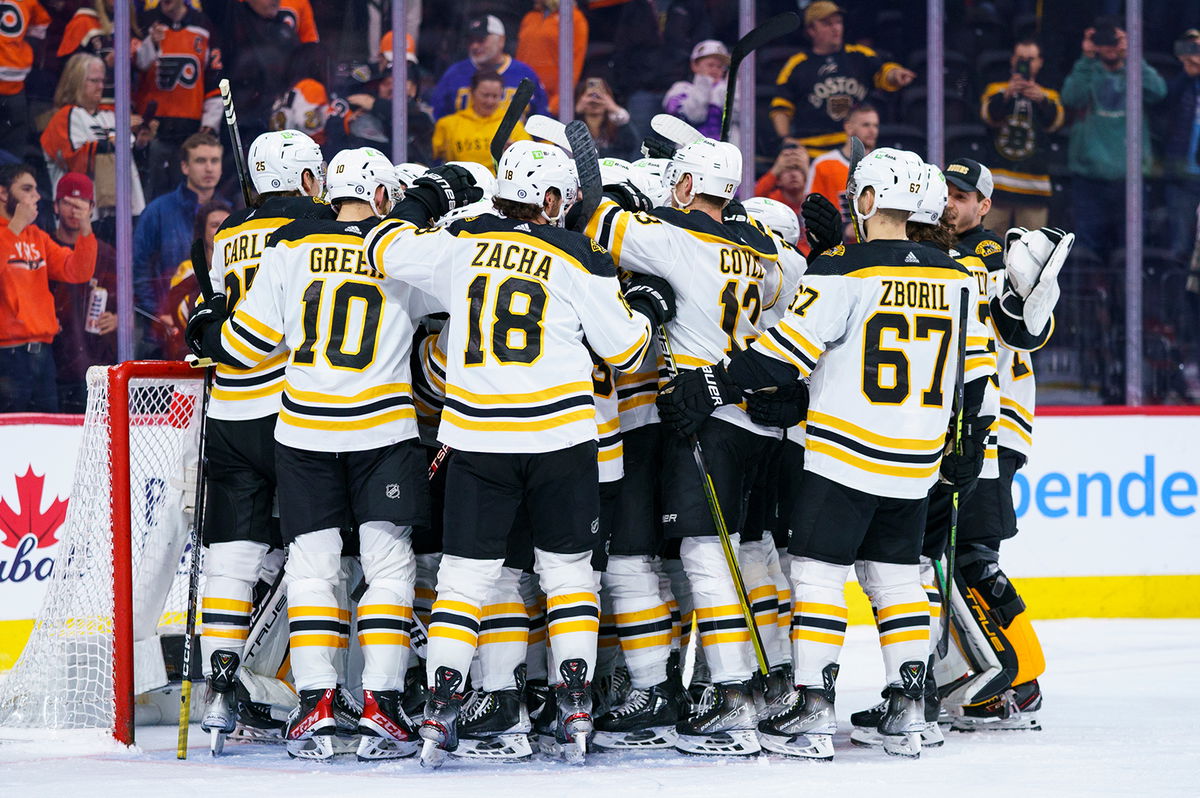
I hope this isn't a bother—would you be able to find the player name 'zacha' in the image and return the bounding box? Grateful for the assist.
[469,241,553,280]
[879,279,950,311]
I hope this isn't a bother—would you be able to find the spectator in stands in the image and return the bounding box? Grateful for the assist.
[1164,29,1200,260]
[132,131,221,326]
[517,0,588,117]
[428,15,548,121]
[1062,17,1166,255]
[804,103,878,235]
[432,71,530,171]
[663,40,730,141]
[57,0,143,109]
[336,38,435,164]
[575,77,638,161]
[277,0,319,46]
[753,145,810,237]
[0,163,97,413]
[158,200,230,361]
[590,0,672,141]
[0,0,49,159]
[41,53,153,220]
[135,0,223,200]
[980,38,1066,233]
[48,173,116,412]
[769,1,915,155]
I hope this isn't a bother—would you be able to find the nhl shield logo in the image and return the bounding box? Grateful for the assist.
[385,483,401,500]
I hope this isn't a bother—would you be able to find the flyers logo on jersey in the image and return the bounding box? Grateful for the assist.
[0,3,24,37]
[156,55,201,90]
[975,240,1002,257]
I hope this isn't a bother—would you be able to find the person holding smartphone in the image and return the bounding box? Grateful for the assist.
[575,77,639,161]
[663,40,731,141]
[980,38,1065,232]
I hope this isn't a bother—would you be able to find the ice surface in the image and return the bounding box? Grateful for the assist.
[1,619,1195,797]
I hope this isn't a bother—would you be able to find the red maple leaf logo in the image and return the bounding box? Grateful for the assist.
[0,468,68,549]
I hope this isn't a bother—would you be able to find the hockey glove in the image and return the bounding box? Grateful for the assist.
[657,364,744,437]
[802,193,843,254]
[623,274,677,327]
[937,415,995,492]
[401,165,484,223]
[641,131,678,160]
[604,181,653,213]
[184,293,228,361]
[746,380,810,429]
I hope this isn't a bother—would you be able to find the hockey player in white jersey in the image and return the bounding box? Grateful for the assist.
[584,130,806,756]
[362,140,675,767]
[182,129,329,754]
[658,148,996,760]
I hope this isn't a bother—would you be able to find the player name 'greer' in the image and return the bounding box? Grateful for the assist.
[879,279,951,311]
[470,241,553,280]
[309,245,384,279]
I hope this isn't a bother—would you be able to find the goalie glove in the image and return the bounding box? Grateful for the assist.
[657,364,744,437]
[1000,226,1074,336]
[937,415,995,492]
[802,193,843,254]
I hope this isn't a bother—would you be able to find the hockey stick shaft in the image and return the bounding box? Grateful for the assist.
[490,78,535,169]
[219,79,256,209]
[177,365,213,758]
[659,326,769,676]
[190,238,216,306]
[720,12,801,141]
[938,287,970,658]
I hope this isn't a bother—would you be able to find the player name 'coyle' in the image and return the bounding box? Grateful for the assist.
[719,247,766,278]
[879,279,951,311]
[469,241,553,280]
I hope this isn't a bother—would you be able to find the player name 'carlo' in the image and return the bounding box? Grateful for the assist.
[879,278,952,311]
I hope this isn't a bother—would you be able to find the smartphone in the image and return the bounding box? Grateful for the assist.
[1014,58,1032,80]
[586,77,604,91]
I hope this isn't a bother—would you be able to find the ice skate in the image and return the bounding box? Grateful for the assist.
[201,650,239,756]
[850,666,944,748]
[229,692,286,745]
[554,658,593,765]
[419,666,464,769]
[757,663,837,760]
[356,689,419,760]
[284,688,338,760]
[675,680,761,756]
[452,689,533,760]
[402,664,429,720]
[593,664,631,719]
[878,661,927,758]
[762,664,794,712]
[331,685,363,754]
[593,680,680,750]
[952,679,1042,732]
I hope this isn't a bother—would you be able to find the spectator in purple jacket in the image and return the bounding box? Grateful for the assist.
[662,40,730,140]
[427,15,549,120]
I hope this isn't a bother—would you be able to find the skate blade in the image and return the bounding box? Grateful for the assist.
[757,731,832,760]
[286,734,337,761]
[420,738,449,769]
[356,735,419,761]
[228,725,285,745]
[951,714,1041,732]
[451,734,533,761]
[675,728,761,757]
[850,723,944,749]
[209,728,226,756]
[593,726,679,750]
[881,731,922,759]
[561,733,587,765]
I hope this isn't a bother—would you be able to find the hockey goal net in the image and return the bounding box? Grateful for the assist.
[0,361,206,745]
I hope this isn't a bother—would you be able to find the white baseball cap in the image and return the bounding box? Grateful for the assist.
[691,40,731,63]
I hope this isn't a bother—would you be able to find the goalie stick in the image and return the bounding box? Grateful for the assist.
[490,78,535,168]
[720,12,801,141]
[938,287,971,658]
[219,79,257,209]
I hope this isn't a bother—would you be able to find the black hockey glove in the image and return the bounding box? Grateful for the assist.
[746,380,810,429]
[184,293,228,361]
[937,415,995,492]
[604,181,653,213]
[657,364,744,437]
[641,131,678,160]
[801,192,843,254]
[400,164,483,223]
[723,198,749,224]
[623,274,676,327]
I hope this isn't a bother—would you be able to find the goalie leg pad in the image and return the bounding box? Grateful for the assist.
[682,536,753,684]
[534,548,600,682]
[286,528,347,692]
[603,555,673,690]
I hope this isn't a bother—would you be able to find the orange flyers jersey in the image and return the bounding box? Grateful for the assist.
[277,0,318,44]
[0,0,50,94]
[134,13,221,121]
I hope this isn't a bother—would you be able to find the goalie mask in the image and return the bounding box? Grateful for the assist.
[247,129,325,196]
[742,196,801,244]
[325,147,391,216]
[495,141,579,226]
[847,147,926,235]
[663,138,741,208]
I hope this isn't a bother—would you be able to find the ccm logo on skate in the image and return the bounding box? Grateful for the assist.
[1013,456,1197,518]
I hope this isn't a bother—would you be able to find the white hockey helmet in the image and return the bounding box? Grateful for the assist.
[663,138,741,206]
[248,129,325,195]
[362,149,403,207]
[393,161,428,189]
[627,157,669,206]
[910,163,948,226]
[325,147,391,215]
[447,160,498,199]
[495,141,578,225]
[847,147,926,220]
[598,157,631,187]
[742,196,801,244]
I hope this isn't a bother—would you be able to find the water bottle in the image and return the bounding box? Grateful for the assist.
[84,282,108,335]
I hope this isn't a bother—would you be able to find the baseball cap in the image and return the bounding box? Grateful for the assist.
[56,172,94,202]
[944,158,994,199]
[691,40,731,63]
[804,1,844,25]
[1092,17,1121,47]
[467,15,505,40]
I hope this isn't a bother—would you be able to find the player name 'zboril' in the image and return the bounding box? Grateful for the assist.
[879,279,950,311]
[308,246,383,279]
[470,241,553,280]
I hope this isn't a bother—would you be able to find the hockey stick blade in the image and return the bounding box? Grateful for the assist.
[525,114,573,155]
[490,78,535,168]
[650,114,704,147]
[721,12,801,141]
[565,120,601,234]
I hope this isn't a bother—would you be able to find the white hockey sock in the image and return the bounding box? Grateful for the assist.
[789,557,850,687]
[535,548,599,683]
[596,580,621,681]
[200,540,268,676]
[740,538,783,670]
[771,546,793,667]
[657,564,683,653]
[414,552,442,632]
[286,528,347,692]
[357,521,416,692]
[662,556,692,654]
[520,572,548,682]
[681,536,753,684]
[603,555,672,689]
[476,566,528,692]
[859,560,931,683]
[427,554,501,685]
[919,558,943,659]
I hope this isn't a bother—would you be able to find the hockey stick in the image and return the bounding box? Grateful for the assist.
[219,79,258,209]
[490,77,535,169]
[524,114,573,155]
[177,365,214,758]
[845,135,867,242]
[938,287,970,659]
[190,238,216,306]
[720,12,801,141]
[565,120,602,234]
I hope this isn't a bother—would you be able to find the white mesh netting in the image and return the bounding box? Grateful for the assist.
[0,365,203,735]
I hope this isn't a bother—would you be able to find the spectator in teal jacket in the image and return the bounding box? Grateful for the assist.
[1062,17,1166,255]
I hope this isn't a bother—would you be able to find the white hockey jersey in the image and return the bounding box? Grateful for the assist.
[950,247,1002,480]
[205,195,334,421]
[218,217,432,452]
[750,240,996,499]
[592,355,624,483]
[364,213,653,455]
[587,200,806,437]
[616,339,667,433]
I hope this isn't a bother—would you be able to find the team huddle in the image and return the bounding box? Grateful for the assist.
[183,106,1072,768]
